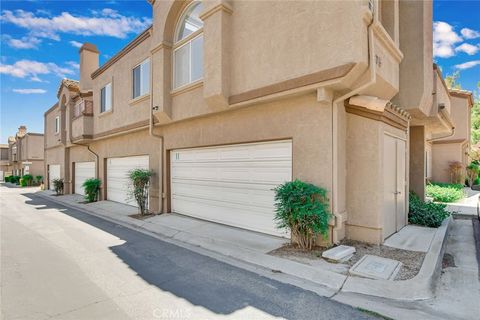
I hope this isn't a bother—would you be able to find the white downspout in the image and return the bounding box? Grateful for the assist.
[329,9,377,243]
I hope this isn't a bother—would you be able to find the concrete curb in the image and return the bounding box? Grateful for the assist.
[35,191,451,301]
[341,216,452,301]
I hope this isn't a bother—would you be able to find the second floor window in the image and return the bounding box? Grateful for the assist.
[55,116,60,134]
[132,59,150,99]
[173,1,203,89]
[101,83,112,112]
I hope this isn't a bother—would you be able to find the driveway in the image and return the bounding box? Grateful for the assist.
[0,185,376,320]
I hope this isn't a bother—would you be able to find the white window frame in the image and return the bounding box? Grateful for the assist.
[100,82,112,113]
[55,116,60,134]
[172,1,203,90]
[132,58,150,99]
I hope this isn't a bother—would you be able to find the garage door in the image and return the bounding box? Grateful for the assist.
[107,155,149,206]
[49,164,60,190]
[171,140,292,237]
[74,162,95,196]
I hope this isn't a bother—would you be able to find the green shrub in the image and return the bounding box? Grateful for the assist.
[4,176,10,183]
[36,175,43,184]
[20,178,27,187]
[11,175,20,184]
[82,178,101,202]
[52,178,64,195]
[409,193,450,228]
[274,179,332,250]
[426,182,465,203]
[22,174,34,186]
[128,169,153,215]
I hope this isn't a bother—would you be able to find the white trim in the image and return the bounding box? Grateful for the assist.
[173,33,203,90]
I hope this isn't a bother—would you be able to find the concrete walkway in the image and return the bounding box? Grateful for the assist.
[36,190,452,302]
[446,188,479,217]
[384,225,437,252]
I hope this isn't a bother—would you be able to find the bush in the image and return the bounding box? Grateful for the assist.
[128,169,153,215]
[36,175,43,184]
[4,176,10,183]
[52,178,64,195]
[426,182,465,203]
[10,175,20,184]
[409,193,450,228]
[274,179,332,250]
[82,178,101,202]
[466,163,479,187]
[20,178,27,187]
[22,174,34,186]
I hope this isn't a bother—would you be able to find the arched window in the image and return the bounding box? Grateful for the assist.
[173,1,203,89]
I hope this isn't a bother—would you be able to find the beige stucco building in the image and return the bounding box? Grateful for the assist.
[44,0,464,245]
[0,144,10,181]
[7,126,44,178]
[431,89,473,183]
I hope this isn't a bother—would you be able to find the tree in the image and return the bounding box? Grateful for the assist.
[445,71,462,89]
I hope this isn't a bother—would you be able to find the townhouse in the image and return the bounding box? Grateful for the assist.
[0,144,9,181]
[43,0,464,245]
[7,126,44,178]
[431,89,474,183]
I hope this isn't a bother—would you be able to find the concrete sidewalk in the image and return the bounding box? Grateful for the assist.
[446,188,479,217]
[35,190,451,301]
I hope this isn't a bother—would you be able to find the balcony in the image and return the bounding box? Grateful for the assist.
[71,100,93,142]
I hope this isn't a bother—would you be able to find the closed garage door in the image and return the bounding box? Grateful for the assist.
[107,155,149,206]
[49,164,60,190]
[74,162,95,196]
[171,140,292,237]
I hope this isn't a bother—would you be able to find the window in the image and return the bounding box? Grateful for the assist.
[55,116,60,134]
[132,59,150,99]
[101,83,112,112]
[173,1,203,89]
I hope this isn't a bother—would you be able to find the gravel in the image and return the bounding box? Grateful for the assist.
[269,240,426,281]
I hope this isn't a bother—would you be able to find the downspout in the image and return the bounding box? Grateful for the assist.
[148,47,165,214]
[329,9,377,243]
[427,127,455,142]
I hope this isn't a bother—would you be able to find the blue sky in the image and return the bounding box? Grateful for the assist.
[1,1,479,144]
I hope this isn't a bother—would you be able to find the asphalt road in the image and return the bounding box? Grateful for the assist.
[0,185,376,320]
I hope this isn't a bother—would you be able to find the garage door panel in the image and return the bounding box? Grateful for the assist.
[171,140,291,237]
[74,162,95,196]
[107,155,149,206]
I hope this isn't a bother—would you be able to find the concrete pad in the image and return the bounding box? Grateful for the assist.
[322,245,355,263]
[384,225,436,252]
[147,214,209,232]
[349,255,402,280]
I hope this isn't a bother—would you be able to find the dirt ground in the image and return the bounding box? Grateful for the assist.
[269,239,426,280]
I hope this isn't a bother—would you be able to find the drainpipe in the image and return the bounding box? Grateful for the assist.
[329,9,377,243]
[427,127,455,142]
[148,48,165,214]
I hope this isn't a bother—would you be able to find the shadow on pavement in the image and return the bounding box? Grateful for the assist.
[21,191,373,319]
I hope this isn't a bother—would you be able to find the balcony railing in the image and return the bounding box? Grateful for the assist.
[73,100,93,118]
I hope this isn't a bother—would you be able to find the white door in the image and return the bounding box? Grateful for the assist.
[171,140,292,237]
[0,171,4,181]
[49,165,60,190]
[383,135,406,239]
[107,156,149,206]
[74,162,95,196]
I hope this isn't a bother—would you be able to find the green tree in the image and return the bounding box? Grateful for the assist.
[471,83,480,145]
[445,71,462,89]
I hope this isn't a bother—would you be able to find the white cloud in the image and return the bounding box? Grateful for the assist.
[3,35,41,49]
[461,28,480,40]
[12,88,46,94]
[66,61,79,69]
[454,60,480,70]
[455,43,480,55]
[433,21,463,58]
[69,40,83,48]
[0,59,74,80]
[0,9,151,41]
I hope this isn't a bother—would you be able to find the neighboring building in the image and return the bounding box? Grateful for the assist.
[431,89,474,183]
[43,0,458,245]
[7,126,44,178]
[0,144,10,181]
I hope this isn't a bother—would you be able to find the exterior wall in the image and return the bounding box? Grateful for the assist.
[45,106,63,150]
[45,146,65,188]
[91,36,152,135]
[25,135,44,160]
[432,142,463,184]
[409,126,426,199]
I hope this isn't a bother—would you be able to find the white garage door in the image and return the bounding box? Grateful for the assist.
[74,162,95,196]
[171,140,292,237]
[49,164,60,190]
[107,155,149,206]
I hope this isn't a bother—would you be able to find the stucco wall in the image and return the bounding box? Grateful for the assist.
[26,135,44,160]
[45,106,62,149]
[432,143,463,183]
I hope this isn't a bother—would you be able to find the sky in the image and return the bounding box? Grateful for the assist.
[0,0,479,144]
